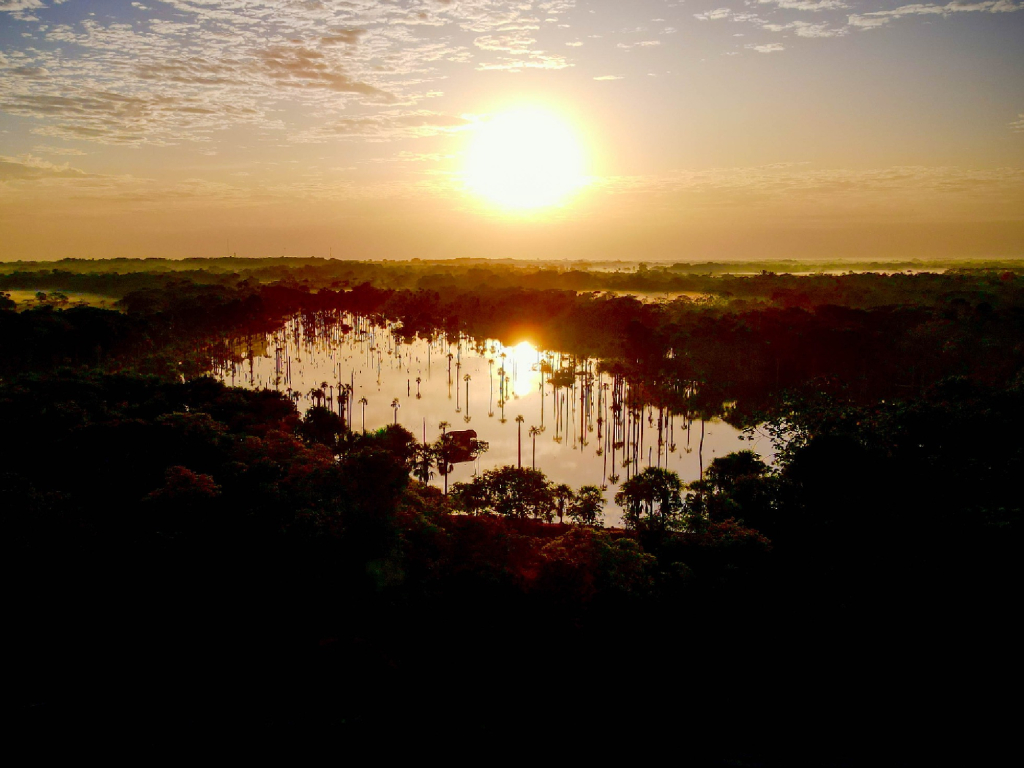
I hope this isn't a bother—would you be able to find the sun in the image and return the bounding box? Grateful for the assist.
[463,108,587,211]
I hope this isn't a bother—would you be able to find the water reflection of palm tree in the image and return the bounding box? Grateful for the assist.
[464,373,471,417]
[359,397,368,433]
[516,414,524,468]
[487,358,494,412]
[416,376,422,399]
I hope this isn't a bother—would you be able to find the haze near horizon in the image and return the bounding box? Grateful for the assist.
[1,0,1022,261]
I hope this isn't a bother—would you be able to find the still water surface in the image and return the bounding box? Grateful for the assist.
[217,315,771,526]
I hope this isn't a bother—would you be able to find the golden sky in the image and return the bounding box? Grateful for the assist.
[1,0,1022,261]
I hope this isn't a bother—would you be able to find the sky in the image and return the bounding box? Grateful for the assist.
[1,0,1022,262]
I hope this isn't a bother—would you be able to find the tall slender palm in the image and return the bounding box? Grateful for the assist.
[529,425,542,469]
[464,373,471,416]
[391,397,400,425]
[416,376,422,399]
[515,414,525,469]
[438,421,451,496]
[359,397,368,433]
[343,383,353,429]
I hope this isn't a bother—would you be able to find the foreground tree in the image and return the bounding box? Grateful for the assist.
[615,467,685,533]
[568,485,605,527]
[451,465,556,521]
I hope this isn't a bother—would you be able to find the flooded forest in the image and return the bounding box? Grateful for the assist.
[3,257,1020,766]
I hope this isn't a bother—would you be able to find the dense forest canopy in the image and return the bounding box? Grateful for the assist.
[3,257,1018,765]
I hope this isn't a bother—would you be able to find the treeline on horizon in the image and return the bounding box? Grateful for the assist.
[3,262,1023,416]
[4,257,1020,764]
[3,254,1024,303]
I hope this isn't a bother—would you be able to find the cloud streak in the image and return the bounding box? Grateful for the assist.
[849,0,1020,28]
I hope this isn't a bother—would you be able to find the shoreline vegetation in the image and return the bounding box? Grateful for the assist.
[3,257,1019,765]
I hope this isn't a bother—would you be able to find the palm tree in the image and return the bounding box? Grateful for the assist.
[391,397,400,425]
[309,386,325,408]
[438,421,451,496]
[343,383,353,429]
[614,467,684,533]
[359,397,368,433]
[529,425,542,469]
[553,483,574,524]
[464,373,471,416]
[416,376,422,399]
[515,414,525,468]
[413,443,435,484]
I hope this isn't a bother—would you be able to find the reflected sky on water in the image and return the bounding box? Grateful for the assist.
[217,315,773,527]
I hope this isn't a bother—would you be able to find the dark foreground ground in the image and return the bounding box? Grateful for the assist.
[8,556,1015,767]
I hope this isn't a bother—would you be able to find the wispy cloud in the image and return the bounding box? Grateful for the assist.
[0,153,95,181]
[31,144,87,156]
[849,0,1021,29]
[694,8,734,21]
[762,20,847,37]
[695,0,1020,49]
[757,0,847,10]
[0,1,582,145]
[293,110,474,143]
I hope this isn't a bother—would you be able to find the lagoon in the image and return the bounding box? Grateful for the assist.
[216,313,772,526]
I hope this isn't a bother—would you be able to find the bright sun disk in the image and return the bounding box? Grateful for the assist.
[464,108,587,211]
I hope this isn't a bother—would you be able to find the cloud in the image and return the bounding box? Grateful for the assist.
[756,0,847,10]
[762,20,847,36]
[0,1,584,146]
[0,153,94,181]
[320,28,367,46]
[474,33,538,54]
[31,145,87,156]
[696,0,1020,44]
[257,44,389,97]
[593,75,623,80]
[0,0,44,12]
[694,8,734,20]
[747,43,786,52]
[849,0,1021,28]
[1012,114,1024,133]
[294,110,474,143]
[617,40,662,50]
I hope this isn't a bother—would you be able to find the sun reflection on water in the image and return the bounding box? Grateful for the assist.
[214,315,766,527]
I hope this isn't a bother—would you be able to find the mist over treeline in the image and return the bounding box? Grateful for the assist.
[3,254,1024,299]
